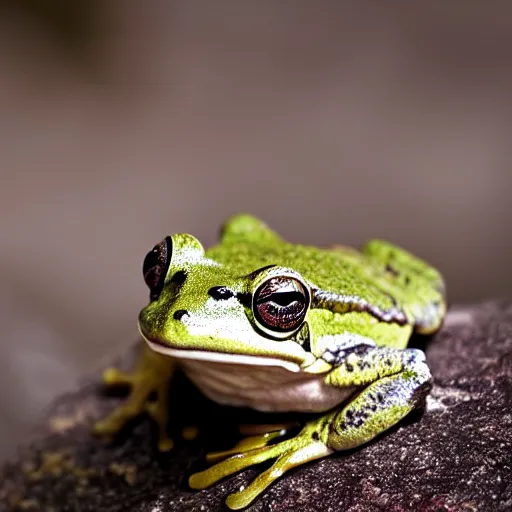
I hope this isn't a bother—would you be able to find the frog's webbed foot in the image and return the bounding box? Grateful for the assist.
[94,344,176,451]
[189,421,333,510]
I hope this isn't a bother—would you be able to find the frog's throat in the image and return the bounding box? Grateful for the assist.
[141,335,303,373]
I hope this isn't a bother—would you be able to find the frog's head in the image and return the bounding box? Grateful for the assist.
[137,233,315,372]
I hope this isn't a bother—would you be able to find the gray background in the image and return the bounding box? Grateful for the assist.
[1,1,511,461]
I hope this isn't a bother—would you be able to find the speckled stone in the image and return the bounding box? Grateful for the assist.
[0,301,511,511]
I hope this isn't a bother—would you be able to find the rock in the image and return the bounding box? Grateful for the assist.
[0,301,511,511]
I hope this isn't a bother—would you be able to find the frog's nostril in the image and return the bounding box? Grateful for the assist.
[173,310,189,321]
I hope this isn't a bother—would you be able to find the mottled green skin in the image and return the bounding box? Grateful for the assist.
[138,214,445,365]
[213,214,444,337]
[96,214,447,510]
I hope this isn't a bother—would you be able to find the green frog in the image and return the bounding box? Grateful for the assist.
[94,214,446,509]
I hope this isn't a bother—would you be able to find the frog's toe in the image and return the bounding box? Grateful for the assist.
[156,435,174,452]
[94,348,176,451]
[102,367,133,386]
[190,442,290,491]
[94,376,174,450]
[181,425,200,441]
[206,425,294,464]
[224,441,332,510]
[94,398,144,436]
[190,422,333,509]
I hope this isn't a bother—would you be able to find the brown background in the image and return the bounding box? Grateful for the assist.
[0,1,511,461]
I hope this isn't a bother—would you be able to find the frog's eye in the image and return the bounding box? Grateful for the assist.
[143,236,172,300]
[252,276,309,338]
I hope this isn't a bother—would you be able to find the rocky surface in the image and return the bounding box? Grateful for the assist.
[0,300,511,511]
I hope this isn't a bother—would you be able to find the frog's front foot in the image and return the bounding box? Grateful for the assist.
[189,420,333,510]
[94,344,176,451]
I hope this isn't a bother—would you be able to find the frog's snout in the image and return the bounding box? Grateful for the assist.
[138,306,168,342]
[137,309,154,342]
[138,303,190,346]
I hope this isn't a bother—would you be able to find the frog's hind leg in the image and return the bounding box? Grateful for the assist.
[363,239,446,334]
[191,347,432,510]
[94,344,176,451]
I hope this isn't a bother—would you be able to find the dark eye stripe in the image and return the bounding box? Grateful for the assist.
[208,286,234,300]
[171,270,188,286]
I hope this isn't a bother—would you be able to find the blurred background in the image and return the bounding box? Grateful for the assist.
[1,1,511,462]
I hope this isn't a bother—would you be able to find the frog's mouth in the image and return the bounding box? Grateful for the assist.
[140,333,303,373]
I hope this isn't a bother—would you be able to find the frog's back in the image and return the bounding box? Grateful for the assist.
[207,214,446,335]
[207,239,366,295]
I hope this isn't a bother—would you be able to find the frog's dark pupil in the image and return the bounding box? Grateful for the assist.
[260,291,304,308]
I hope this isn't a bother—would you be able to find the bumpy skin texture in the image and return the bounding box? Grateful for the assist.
[95,214,446,510]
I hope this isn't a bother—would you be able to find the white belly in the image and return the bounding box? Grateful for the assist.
[180,359,355,413]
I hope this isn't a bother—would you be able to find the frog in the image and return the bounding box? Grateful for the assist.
[94,213,446,510]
